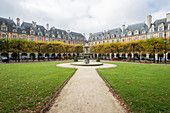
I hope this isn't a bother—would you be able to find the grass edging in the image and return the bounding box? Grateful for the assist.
[96,69,132,113]
[40,68,78,113]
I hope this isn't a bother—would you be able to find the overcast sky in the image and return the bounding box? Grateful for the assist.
[0,0,170,38]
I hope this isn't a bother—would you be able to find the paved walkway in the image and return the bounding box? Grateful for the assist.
[48,63,126,113]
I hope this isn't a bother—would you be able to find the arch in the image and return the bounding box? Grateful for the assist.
[30,53,35,60]
[95,54,97,58]
[134,54,139,58]
[111,54,114,58]
[51,53,55,58]
[21,53,27,57]
[1,53,8,57]
[168,53,170,59]
[45,54,49,57]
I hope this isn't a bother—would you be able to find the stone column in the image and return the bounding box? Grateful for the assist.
[114,53,117,58]
[131,53,134,58]
[8,53,12,58]
[109,53,112,60]
[155,54,158,61]
[120,53,122,57]
[146,53,149,58]
[125,53,128,58]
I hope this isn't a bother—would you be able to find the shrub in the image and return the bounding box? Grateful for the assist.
[74,55,78,62]
[96,56,100,62]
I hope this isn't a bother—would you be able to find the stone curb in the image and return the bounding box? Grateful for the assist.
[40,68,77,113]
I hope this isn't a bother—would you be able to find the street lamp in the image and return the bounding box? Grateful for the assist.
[164,32,167,64]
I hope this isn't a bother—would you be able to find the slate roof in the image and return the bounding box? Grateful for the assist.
[0,17,86,41]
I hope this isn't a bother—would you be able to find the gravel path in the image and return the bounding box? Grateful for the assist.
[48,63,126,113]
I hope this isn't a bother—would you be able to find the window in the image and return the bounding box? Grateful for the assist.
[69,41,71,44]
[95,42,97,45]
[52,34,55,38]
[134,30,139,35]
[13,35,17,38]
[2,34,6,38]
[38,32,42,36]
[46,38,48,42]
[31,36,34,41]
[73,41,75,44]
[135,37,138,40]
[77,41,79,44]
[159,26,163,31]
[22,31,26,34]
[150,34,154,38]
[58,35,61,38]
[57,31,59,34]
[13,29,17,32]
[39,37,42,41]
[159,33,163,38]
[103,41,105,43]
[31,31,34,35]
[107,40,109,43]
[128,31,132,36]
[52,39,55,41]
[142,36,145,40]
[58,39,60,42]
[122,39,125,42]
[2,27,6,31]
[128,38,131,41]
[112,40,114,42]
[99,41,101,44]
[169,32,170,38]
[23,35,26,39]
[150,28,154,33]
[64,40,66,43]
[92,42,93,45]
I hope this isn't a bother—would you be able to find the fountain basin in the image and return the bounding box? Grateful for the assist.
[71,62,103,66]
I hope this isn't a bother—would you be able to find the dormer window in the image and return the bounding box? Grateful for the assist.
[52,34,55,38]
[58,35,61,38]
[150,28,154,33]
[142,31,146,34]
[38,28,40,30]
[45,33,49,37]
[2,27,7,31]
[128,38,131,41]
[12,29,17,32]
[57,31,59,34]
[38,32,42,36]
[30,31,34,35]
[128,31,132,36]
[134,30,139,35]
[62,32,64,35]
[158,26,163,31]
[22,30,26,34]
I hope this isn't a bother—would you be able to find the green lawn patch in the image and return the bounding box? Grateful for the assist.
[98,62,170,112]
[0,62,76,112]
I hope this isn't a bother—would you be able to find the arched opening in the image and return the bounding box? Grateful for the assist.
[95,54,97,59]
[11,52,18,61]
[1,53,8,57]
[57,53,61,60]
[128,54,132,60]
[168,53,170,59]
[30,53,35,61]
[21,53,27,57]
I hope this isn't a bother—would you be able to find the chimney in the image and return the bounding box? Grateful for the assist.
[16,18,20,26]
[104,30,106,34]
[46,24,49,30]
[32,21,36,28]
[122,25,125,32]
[89,33,92,37]
[166,13,170,22]
[147,15,152,27]
[67,30,70,34]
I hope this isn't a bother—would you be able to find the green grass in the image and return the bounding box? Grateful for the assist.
[98,62,170,112]
[0,62,76,113]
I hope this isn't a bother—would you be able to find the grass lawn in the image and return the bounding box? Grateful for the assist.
[0,62,76,112]
[98,62,170,112]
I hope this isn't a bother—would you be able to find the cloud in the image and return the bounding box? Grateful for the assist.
[0,0,170,38]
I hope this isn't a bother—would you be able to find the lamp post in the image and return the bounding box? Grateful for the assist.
[164,32,167,64]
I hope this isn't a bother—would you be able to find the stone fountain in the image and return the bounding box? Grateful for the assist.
[71,42,103,66]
